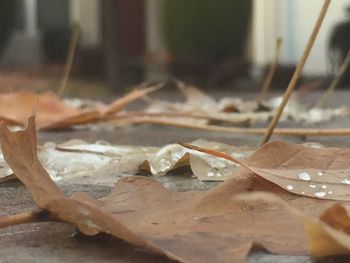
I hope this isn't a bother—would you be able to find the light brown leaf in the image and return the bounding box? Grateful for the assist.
[99,85,162,117]
[0,85,158,130]
[142,83,347,126]
[0,91,83,127]
[181,141,350,201]
[3,117,350,262]
[0,116,63,206]
[305,203,350,256]
[231,192,350,257]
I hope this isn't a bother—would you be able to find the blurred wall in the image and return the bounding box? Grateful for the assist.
[252,0,350,76]
[70,0,100,48]
[0,0,101,66]
[0,0,42,66]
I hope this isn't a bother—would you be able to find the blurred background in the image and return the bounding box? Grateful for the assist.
[0,0,350,96]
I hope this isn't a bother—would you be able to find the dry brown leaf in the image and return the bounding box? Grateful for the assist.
[305,203,350,256]
[3,117,350,262]
[144,83,217,114]
[142,139,251,181]
[0,116,63,206]
[231,192,350,257]
[99,85,161,117]
[0,138,247,184]
[181,141,350,201]
[0,91,83,127]
[0,86,158,130]
[39,110,101,130]
[142,83,347,126]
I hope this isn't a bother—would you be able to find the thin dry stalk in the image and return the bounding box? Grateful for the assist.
[114,111,250,126]
[315,49,350,108]
[57,23,80,97]
[110,116,350,137]
[257,38,283,104]
[0,210,56,228]
[260,0,331,145]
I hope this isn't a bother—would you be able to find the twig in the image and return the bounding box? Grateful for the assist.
[314,49,350,108]
[109,116,350,137]
[260,0,331,145]
[55,146,122,157]
[179,142,243,165]
[257,38,283,104]
[57,23,80,97]
[113,111,250,126]
[0,210,57,228]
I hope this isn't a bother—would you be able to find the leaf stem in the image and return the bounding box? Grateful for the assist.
[0,210,56,228]
[110,117,350,137]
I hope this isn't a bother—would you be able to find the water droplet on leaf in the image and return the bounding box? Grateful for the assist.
[207,171,215,177]
[159,159,172,172]
[341,179,350,185]
[298,172,311,181]
[286,185,294,190]
[314,192,326,198]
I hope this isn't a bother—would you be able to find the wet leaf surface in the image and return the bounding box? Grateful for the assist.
[0,139,250,184]
[181,141,350,201]
[144,139,251,180]
[142,83,348,126]
[2,117,350,262]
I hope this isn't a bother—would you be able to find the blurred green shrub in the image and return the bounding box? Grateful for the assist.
[162,0,252,59]
[0,0,16,56]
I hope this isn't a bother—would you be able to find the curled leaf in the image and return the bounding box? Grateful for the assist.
[181,141,350,201]
[3,117,350,262]
[143,83,348,125]
[0,85,159,130]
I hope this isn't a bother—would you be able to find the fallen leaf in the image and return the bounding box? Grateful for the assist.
[0,139,158,185]
[143,83,348,125]
[100,86,161,117]
[305,203,350,256]
[181,140,350,201]
[144,139,251,181]
[0,138,250,183]
[51,141,158,185]
[0,84,159,130]
[231,192,350,257]
[0,138,325,184]
[3,116,350,262]
[0,91,83,127]
[145,82,217,114]
[0,116,63,207]
[189,154,239,181]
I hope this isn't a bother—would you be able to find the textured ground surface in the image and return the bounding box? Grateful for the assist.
[1,89,350,262]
